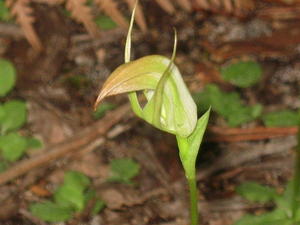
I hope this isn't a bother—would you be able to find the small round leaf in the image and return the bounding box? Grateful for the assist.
[0,59,16,97]
[221,61,262,88]
[262,110,300,127]
[30,201,73,222]
[95,15,117,30]
[0,132,28,161]
[0,100,27,133]
[0,1,11,21]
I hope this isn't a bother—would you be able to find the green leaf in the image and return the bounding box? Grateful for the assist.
[108,158,140,184]
[64,171,91,192]
[226,103,262,127]
[54,171,90,211]
[95,15,117,30]
[194,84,239,114]
[194,84,262,127]
[275,180,295,218]
[262,110,300,127]
[0,1,10,21]
[236,182,278,203]
[54,184,85,211]
[221,61,262,88]
[233,209,290,225]
[0,100,27,133]
[83,189,105,215]
[0,132,28,161]
[177,109,210,179]
[93,102,116,119]
[92,199,106,215]
[30,201,73,222]
[187,109,210,155]
[0,59,16,97]
[26,137,43,149]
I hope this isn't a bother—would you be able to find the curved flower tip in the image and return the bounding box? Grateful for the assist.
[94,55,169,109]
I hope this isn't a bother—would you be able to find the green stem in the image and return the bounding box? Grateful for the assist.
[292,122,300,218]
[177,136,200,225]
[187,176,199,225]
[176,109,211,225]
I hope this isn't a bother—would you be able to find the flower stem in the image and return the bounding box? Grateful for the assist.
[187,176,199,225]
[292,122,300,218]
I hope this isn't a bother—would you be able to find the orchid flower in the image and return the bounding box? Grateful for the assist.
[95,17,197,138]
[95,2,210,224]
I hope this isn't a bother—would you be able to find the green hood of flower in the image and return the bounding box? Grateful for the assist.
[95,54,197,137]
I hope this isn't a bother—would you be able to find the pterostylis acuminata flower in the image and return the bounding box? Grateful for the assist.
[95,2,210,224]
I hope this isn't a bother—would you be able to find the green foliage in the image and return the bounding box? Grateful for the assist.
[26,137,43,150]
[93,102,116,119]
[54,171,91,211]
[108,158,140,184]
[95,15,118,30]
[221,61,262,88]
[262,110,300,127]
[54,185,85,211]
[236,182,278,203]
[92,199,106,215]
[0,100,27,134]
[64,170,91,190]
[234,209,291,225]
[30,171,105,222]
[84,188,97,203]
[30,201,73,222]
[0,132,28,161]
[0,2,10,22]
[0,99,39,162]
[0,59,16,97]
[194,84,262,127]
[177,109,210,179]
[0,59,42,164]
[234,180,300,225]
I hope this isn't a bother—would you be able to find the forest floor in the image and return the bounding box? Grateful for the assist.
[0,1,299,225]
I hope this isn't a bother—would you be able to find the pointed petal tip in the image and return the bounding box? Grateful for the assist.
[94,94,104,111]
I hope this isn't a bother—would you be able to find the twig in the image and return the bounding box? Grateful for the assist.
[214,157,293,180]
[72,137,105,158]
[200,196,270,213]
[0,104,130,185]
[208,126,298,142]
